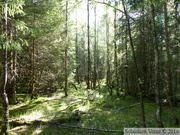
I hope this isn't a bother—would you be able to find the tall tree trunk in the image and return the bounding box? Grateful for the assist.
[106,3,112,95]
[64,0,68,97]
[173,0,179,106]
[12,50,17,103]
[0,50,9,135]
[30,1,36,99]
[0,2,9,134]
[7,24,17,104]
[7,51,17,104]
[114,9,119,97]
[151,2,164,127]
[75,5,80,84]
[30,37,35,99]
[93,4,97,90]
[96,29,101,94]
[87,0,91,89]
[81,31,86,82]
[164,2,179,125]
[122,0,146,127]
[125,25,129,96]
[146,13,154,97]
[141,4,148,97]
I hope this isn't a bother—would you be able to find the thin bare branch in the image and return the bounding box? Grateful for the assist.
[92,1,144,33]
[58,123,124,133]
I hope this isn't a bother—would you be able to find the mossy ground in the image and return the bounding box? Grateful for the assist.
[1,85,180,135]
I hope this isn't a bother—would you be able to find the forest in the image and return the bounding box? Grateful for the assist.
[0,0,180,134]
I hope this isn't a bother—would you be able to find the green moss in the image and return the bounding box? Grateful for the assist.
[8,131,18,135]
[2,85,179,135]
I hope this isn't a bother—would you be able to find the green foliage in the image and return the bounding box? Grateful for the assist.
[3,87,179,134]
[0,0,28,52]
[14,21,28,33]
[8,0,25,16]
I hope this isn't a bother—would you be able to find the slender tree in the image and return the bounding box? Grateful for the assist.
[0,1,9,134]
[113,8,120,97]
[124,25,129,96]
[75,2,80,84]
[64,0,68,97]
[7,50,17,104]
[173,0,180,102]
[151,2,164,127]
[93,4,97,90]
[105,2,112,95]
[6,20,18,104]
[164,1,179,125]
[122,0,146,127]
[30,0,36,99]
[87,0,91,89]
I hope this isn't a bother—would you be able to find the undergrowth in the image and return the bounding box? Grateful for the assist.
[0,85,179,135]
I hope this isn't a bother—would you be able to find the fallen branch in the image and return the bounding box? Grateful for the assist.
[7,119,124,133]
[0,118,36,127]
[115,103,140,112]
[58,123,124,133]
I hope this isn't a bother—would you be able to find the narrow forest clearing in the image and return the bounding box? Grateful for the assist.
[1,86,179,135]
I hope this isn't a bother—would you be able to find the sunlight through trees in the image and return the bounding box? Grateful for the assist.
[0,0,179,134]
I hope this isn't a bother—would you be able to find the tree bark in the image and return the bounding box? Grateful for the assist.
[151,2,164,127]
[113,9,120,97]
[122,0,146,127]
[93,4,97,90]
[7,51,17,104]
[75,6,80,84]
[6,20,17,104]
[64,0,68,97]
[173,0,180,106]
[0,2,9,134]
[124,25,129,96]
[105,2,112,95]
[164,2,179,125]
[30,1,36,99]
[87,0,91,89]
[0,50,9,135]
[12,50,17,103]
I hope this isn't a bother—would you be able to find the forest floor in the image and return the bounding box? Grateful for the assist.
[1,85,180,135]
